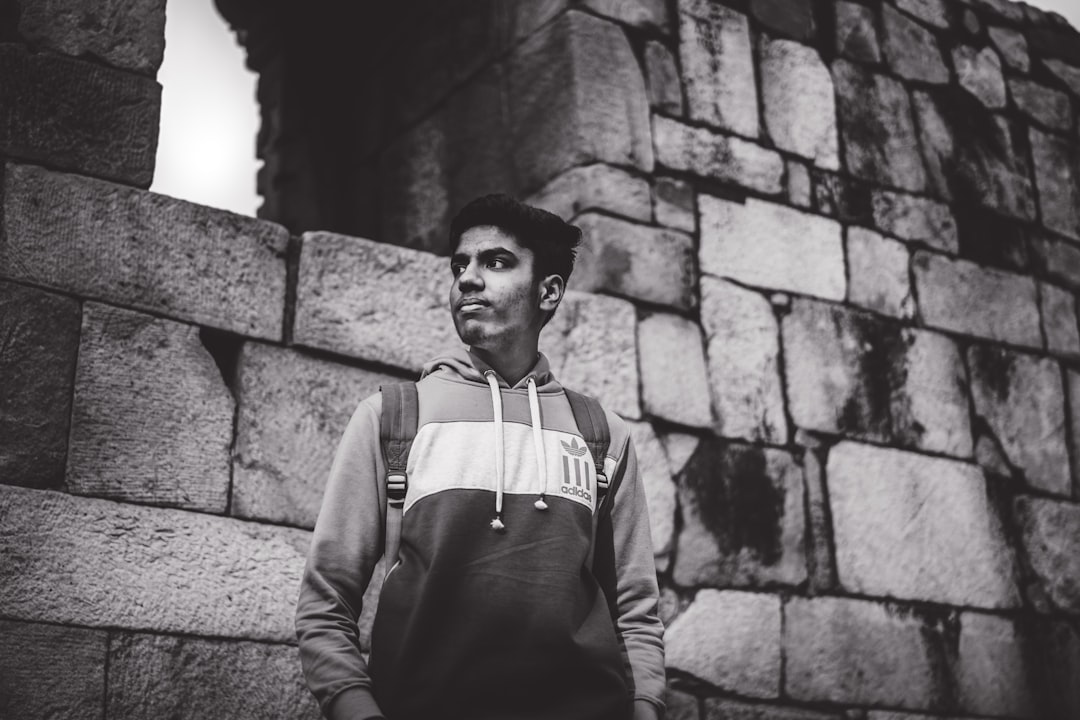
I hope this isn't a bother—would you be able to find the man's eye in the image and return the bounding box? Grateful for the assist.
[450,264,465,276]
[488,258,506,269]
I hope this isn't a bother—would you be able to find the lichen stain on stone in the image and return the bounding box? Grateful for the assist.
[596,242,633,289]
[970,344,1015,403]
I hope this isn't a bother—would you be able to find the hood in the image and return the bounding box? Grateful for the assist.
[421,347,559,391]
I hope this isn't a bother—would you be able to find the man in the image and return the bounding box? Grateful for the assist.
[296,194,665,720]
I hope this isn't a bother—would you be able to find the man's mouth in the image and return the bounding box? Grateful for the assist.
[457,298,489,312]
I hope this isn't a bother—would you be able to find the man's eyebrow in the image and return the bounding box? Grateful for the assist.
[450,247,518,263]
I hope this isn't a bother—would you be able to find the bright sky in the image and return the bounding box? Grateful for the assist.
[150,0,1080,219]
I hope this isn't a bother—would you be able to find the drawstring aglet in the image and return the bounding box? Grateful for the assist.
[534,495,548,511]
[490,514,506,532]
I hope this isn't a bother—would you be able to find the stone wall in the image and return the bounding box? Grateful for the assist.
[3,0,1080,719]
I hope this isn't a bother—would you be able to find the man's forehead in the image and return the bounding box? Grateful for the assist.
[455,225,529,255]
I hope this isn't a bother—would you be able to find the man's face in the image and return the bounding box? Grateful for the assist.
[449,225,546,352]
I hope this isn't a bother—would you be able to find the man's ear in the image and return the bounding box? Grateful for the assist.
[538,274,565,313]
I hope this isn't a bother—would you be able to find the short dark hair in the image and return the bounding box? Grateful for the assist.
[448,194,582,283]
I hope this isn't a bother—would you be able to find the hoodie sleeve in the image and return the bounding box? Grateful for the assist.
[296,393,387,720]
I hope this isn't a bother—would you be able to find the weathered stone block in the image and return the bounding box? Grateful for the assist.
[1014,496,1080,613]
[810,169,873,224]
[699,195,845,300]
[914,251,1042,347]
[378,114,450,253]
[0,485,308,640]
[783,301,971,456]
[0,45,159,186]
[896,0,949,27]
[846,227,913,318]
[953,45,1006,108]
[784,596,938,709]
[644,41,684,115]
[1043,58,1080,96]
[760,37,838,170]
[639,313,712,428]
[832,60,927,192]
[1032,233,1080,290]
[653,116,784,194]
[66,303,233,511]
[572,214,696,310]
[955,204,1030,272]
[674,439,806,588]
[1,164,288,339]
[233,343,397,528]
[665,589,781,697]
[1025,618,1080,718]
[666,689,700,720]
[750,0,815,40]
[989,25,1030,72]
[1030,128,1080,242]
[967,0,1025,22]
[526,163,652,223]
[1041,283,1080,357]
[0,282,80,489]
[626,421,677,558]
[786,161,812,208]
[1009,79,1072,131]
[700,278,786,443]
[0,619,106,720]
[872,190,959,253]
[968,345,1070,495]
[653,177,696,232]
[835,1,881,62]
[580,0,670,31]
[677,0,758,136]
[881,3,949,84]
[16,0,166,75]
[704,699,840,720]
[828,441,1020,608]
[107,633,319,720]
[956,613,1038,718]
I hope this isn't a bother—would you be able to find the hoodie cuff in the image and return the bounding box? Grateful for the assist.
[325,687,385,720]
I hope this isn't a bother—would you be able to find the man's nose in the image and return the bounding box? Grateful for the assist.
[458,262,483,290]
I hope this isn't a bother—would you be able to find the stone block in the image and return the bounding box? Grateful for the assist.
[507,10,654,191]
[786,161,812,208]
[1014,496,1080,613]
[760,37,838,170]
[107,633,319,720]
[750,0,815,41]
[0,282,80,488]
[1,163,288,339]
[541,291,641,419]
[967,0,1025,22]
[0,45,159,187]
[0,485,308,641]
[638,313,712,428]
[1008,79,1072,131]
[797,436,835,593]
[846,227,913,318]
[914,250,1042,347]
[1032,234,1080,290]
[677,0,758,136]
[665,589,781,697]
[832,60,927,192]
[1026,618,1080,718]
[233,343,397,528]
[896,0,949,27]
[881,3,949,84]
[16,0,166,75]
[703,699,841,720]
[673,439,806,588]
[784,301,971,456]
[665,689,701,720]
[653,177,696,232]
[626,421,677,558]
[872,190,959,253]
[989,26,1030,72]
[1043,58,1080,97]
[955,204,1030,272]
[827,441,1020,608]
[810,169,873,224]
[378,114,450,253]
[652,116,784,194]
[1041,283,1080,357]
[572,214,696,310]
[66,303,233,511]
[967,345,1070,495]
[953,45,1006,108]
[294,232,461,372]
[784,596,938,709]
[580,0,670,31]
[644,41,684,115]
[699,195,845,300]
[0,619,106,720]
[955,613,1038,718]
[1030,128,1080,242]
[700,278,787,443]
[526,163,652,223]
[835,1,881,62]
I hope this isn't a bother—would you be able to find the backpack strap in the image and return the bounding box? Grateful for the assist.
[380,382,419,577]
[563,388,611,507]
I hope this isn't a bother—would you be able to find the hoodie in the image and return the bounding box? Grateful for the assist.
[295,349,665,720]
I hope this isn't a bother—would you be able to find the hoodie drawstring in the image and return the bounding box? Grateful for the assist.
[527,377,548,511]
[484,372,551,531]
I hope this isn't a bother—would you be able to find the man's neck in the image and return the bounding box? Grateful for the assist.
[470,342,539,387]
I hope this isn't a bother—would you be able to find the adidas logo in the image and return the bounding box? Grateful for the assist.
[559,436,593,506]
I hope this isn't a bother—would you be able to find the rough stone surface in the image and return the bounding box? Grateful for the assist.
[644,41,684,115]
[294,233,461,372]
[700,278,786,443]
[703,699,840,720]
[677,0,759,136]
[881,3,949,84]
[580,0,670,30]
[0,485,308,641]
[989,25,1030,71]
[967,345,1070,496]
[699,195,845,300]
[0,282,80,489]
[760,38,839,170]
[846,227,913,318]
[956,613,1038,718]
[1014,496,1080,613]
[872,190,959,253]
[810,170,873,223]
[1043,58,1080,96]
[67,303,233,512]
[626,421,677,558]
[653,177,696,232]
[832,60,927,192]
[1032,234,1080,290]
[526,163,652,223]
[785,596,939,708]
[968,0,1025,22]
[665,589,781,697]
[639,313,712,428]
[896,0,949,28]
[786,161,812,208]
[16,0,166,75]
[378,114,450,253]
[1041,283,1080,357]
[665,689,701,720]
[913,251,1042,347]
[233,343,397,528]
[828,441,1019,607]
[0,45,160,187]
[653,115,784,194]
[674,440,806,588]
[955,205,1031,272]
[784,301,971,456]
[750,0,816,41]
[1,164,289,340]
[953,45,1007,108]
[573,214,696,310]
[835,1,881,62]
[1009,79,1072,131]
[0,619,106,720]
[1030,128,1080,241]
[107,633,319,720]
